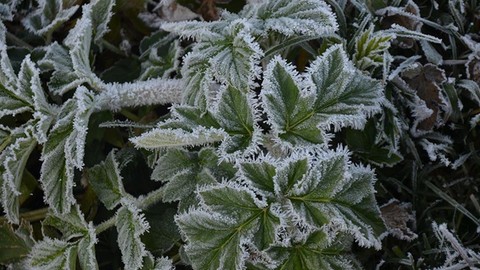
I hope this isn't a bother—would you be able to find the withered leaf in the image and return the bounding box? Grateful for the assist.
[380,199,417,241]
[403,63,446,131]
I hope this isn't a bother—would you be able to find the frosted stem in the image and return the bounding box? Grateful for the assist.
[95,78,184,112]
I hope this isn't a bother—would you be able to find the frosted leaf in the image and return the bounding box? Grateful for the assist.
[239,161,277,197]
[402,63,447,134]
[86,150,126,210]
[130,126,227,149]
[91,0,115,45]
[380,199,417,241]
[165,19,263,105]
[151,148,234,202]
[199,183,280,250]
[0,54,34,119]
[39,135,75,215]
[39,87,97,215]
[116,199,150,270]
[22,0,79,36]
[162,20,229,40]
[39,42,88,95]
[180,50,214,106]
[268,230,361,270]
[142,253,175,270]
[139,34,182,80]
[176,210,246,270]
[458,79,480,107]
[42,205,90,240]
[353,25,393,71]
[177,184,281,270]
[20,56,58,143]
[0,220,35,264]
[1,131,37,224]
[280,150,385,249]
[77,224,99,270]
[63,4,104,93]
[251,0,338,37]
[132,86,260,158]
[40,205,99,269]
[28,238,77,270]
[64,87,97,169]
[206,22,263,92]
[0,0,19,21]
[262,46,384,149]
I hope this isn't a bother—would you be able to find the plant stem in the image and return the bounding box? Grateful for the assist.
[95,186,166,234]
[0,207,49,223]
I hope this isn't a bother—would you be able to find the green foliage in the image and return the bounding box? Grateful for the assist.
[1,0,479,269]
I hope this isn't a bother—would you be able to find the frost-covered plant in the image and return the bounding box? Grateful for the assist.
[1,0,478,269]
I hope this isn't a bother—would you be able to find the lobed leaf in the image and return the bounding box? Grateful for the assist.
[29,238,77,270]
[285,151,386,249]
[268,231,361,270]
[22,0,79,36]
[151,148,231,203]
[262,46,384,149]
[1,131,36,224]
[116,199,150,270]
[249,0,338,37]
[91,0,115,45]
[87,150,126,210]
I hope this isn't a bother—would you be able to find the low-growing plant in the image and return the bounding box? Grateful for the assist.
[0,0,479,269]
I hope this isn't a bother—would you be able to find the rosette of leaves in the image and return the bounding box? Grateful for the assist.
[1,0,389,269]
[133,13,386,270]
[161,0,339,107]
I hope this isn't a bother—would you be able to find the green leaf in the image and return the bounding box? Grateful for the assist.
[142,204,181,256]
[63,4,103,94]
[40,87,96,214]
[167,20,263,105]
[131,126,227,149]
[1,131,37,224]
[177,184,280,269]
[139,33,182,81]
[77,224,98,270]
[91,0,115,45]
[87,150,126,210]
[262,46,384,148]
[39,42,89,95]
[268,231,361,270]
[346,121,403,167]
[116,199,150,270]
[141,253,174,270]
[42,205,99,269]
[250,0,338,37]
[22,0,79,36]
[262,58,324,147]
[353,25,393,70]
[0,220,34,264]
[42,205,90,240]
[29,238,78,270]
[133,86,259,157]
[151,148,233,202]
[285,150,386,249]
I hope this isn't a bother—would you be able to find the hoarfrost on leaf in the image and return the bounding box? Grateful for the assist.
[262,46,384,149]
[86,150,127,210]
[22,0,79,36]
[116,199,150,270]
[249,0,338,37]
